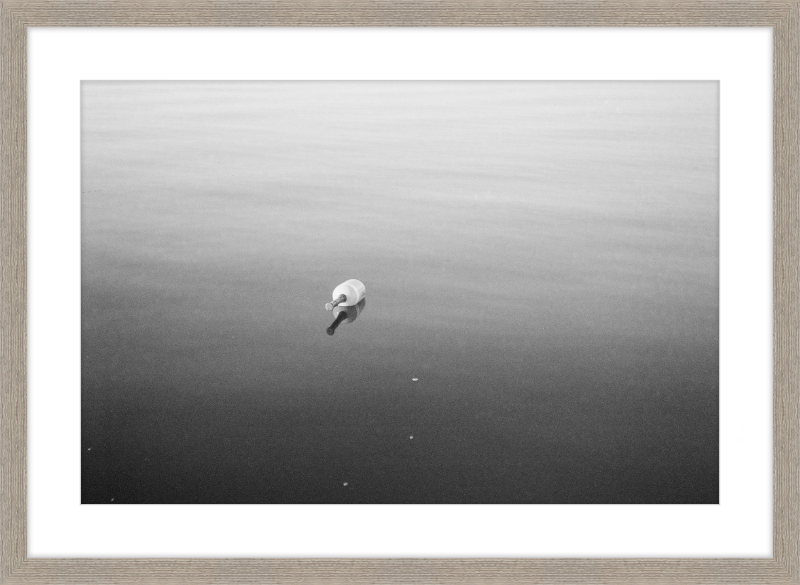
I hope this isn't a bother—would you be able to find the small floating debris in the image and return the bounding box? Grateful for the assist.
[87,448,91,451]
[409,435,414,440]
[343,482,349,487]
[325,279,366,311]
[110,498,115,502]
[412,378,418,382]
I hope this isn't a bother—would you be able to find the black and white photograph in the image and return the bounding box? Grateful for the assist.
[81,81,719,504]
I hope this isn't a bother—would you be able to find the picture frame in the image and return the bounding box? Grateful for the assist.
[2,2,797,584]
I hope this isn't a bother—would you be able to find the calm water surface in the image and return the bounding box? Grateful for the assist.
[82,82,718,503]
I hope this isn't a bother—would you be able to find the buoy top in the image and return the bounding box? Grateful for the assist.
[325,295,346,311]
[325,279,366,310]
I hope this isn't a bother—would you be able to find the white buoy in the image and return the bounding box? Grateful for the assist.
[325,279,366,310]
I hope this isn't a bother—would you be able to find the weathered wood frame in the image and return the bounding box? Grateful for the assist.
[1,2,797,583]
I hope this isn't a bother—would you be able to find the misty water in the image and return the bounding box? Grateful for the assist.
[81,81,718,504]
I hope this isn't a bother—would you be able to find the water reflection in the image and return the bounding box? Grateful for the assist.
[326,298,367,336]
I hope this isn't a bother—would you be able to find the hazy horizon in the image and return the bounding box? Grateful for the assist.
[82,81,719,504]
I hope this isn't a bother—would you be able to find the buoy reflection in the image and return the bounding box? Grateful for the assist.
[326,298,366,336]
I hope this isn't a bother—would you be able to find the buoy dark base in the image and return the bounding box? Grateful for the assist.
[326,311,348,336]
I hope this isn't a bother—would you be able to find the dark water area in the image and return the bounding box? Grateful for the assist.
[81,82,718,504]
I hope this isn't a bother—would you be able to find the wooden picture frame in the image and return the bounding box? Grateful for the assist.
[2,2,797,583]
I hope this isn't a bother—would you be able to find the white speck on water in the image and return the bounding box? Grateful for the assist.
[87,448,91,451]
[110,498,115,502]
[343,482,348,487]
[412,378,418,382]
[409,435,414,440]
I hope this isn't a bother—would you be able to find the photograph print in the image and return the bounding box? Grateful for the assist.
[81,81,718,504]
